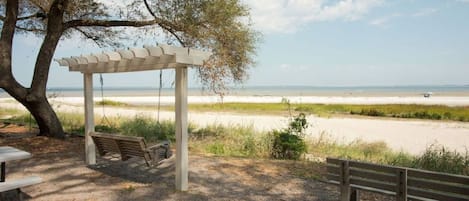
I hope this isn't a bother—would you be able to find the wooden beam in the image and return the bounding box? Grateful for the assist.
[175,66,188,191]
[84,73,96,165]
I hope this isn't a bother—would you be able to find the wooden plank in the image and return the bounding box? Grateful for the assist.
[327,173,340,182]
[118,49,135,60]
[95,140,119,153]
[119,150,144,157]
[0,176,42,192]
[340,161,351,201]
[350,178,396,192]
[408,188,469,201]
[0,146,31,162]
[95,52,109,63]
[91,132,143,142]
[118,146,144,153]
[396,168,408,201]
[175,66,189,191]
[84,54,98,64]
[117,142,142,149]
[84,73,96,165]
[351,184,396,196]
[130,47,150,58]
[408,169,469,186]
[143,45,163,57]
[349,169,396,183]
[327,165,340,175]
[407,178,469,196]
[349,161,396,174]
[326,157,342,165]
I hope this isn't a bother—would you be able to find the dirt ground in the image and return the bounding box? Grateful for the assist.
[0,123,392,201]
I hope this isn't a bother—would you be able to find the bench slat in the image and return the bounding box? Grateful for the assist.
[408,187,469,201]
[327,165,340,175]
[350,178,396,192]
[0,176,42,192]
[408,169,469,186]
[408,177,469,196]
[91,132,143,142]
[349,161,396,175]
[350,168,396,183]
[327,173,340,182]
[119,149,145,157]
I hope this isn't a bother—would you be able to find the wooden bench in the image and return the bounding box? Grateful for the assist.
[0,176,42,201]
[90,132,171,166]
[326,157,469,201]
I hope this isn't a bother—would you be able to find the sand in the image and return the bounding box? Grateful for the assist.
[1,96,468,155]
[45,95,469,106]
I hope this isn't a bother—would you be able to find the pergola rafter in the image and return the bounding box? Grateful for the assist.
[56,45,212,191]
[56,44,211,73]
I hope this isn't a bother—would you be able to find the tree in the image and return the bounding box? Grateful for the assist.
[0,0,259,138]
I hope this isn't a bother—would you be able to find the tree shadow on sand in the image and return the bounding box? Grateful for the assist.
[0,133,393,201]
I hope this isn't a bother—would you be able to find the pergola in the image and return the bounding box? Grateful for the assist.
[56,44,212,191]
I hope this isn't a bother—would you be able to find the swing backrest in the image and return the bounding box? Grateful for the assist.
[90,132,152,165]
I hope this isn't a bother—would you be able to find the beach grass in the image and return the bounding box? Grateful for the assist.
[190,123,272,158]
[95,99,129,107]
[1,107,468,176]
[177,103,469,122]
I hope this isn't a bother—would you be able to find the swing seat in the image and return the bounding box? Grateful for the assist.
[90,132,171,166]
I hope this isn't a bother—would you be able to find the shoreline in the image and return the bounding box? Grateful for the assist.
[41,95,469,106]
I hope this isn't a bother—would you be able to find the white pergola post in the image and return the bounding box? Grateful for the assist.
[175,66,188,191]
[84,73,96,165]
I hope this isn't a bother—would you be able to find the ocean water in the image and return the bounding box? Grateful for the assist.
[1,85,468,98]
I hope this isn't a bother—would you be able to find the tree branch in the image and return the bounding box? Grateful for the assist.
[73,27,96,40]
[0,0,27,91]
[18,12,47,20]
[143,0,185,47]
[64,18,175,30]
[30,0,67,97]
[0,0,18,79]
[15,25,46,32]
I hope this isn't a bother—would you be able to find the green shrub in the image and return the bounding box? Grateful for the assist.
[411,145,469,175]
[270,113,308,160]
[271,130,306,160]
[360,109,385,117]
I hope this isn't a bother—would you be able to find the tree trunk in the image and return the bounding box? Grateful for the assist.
[1,81,65,138]
[24,98,64,138]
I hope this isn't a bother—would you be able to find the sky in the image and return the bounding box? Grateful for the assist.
[10,0,469,88]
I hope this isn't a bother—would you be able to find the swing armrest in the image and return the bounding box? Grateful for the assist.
[147,140,172,162]
[147,140,170,151]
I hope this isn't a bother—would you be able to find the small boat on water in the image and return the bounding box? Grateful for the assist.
[423,92,433,98]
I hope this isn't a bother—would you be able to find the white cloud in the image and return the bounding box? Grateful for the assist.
[245,0,384,33]
[369,13,401,27]
[412,8,438,17]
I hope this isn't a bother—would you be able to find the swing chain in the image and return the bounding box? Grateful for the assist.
[99,74,112,127]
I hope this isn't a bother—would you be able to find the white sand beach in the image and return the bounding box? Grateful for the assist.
[47,95,469,106]
[1,96,468,155]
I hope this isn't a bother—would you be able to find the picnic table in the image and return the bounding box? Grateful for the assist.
[0,146,42,200]
[0,146,32,182]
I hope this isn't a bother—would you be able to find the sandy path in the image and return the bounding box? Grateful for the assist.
[1,100,469,155]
